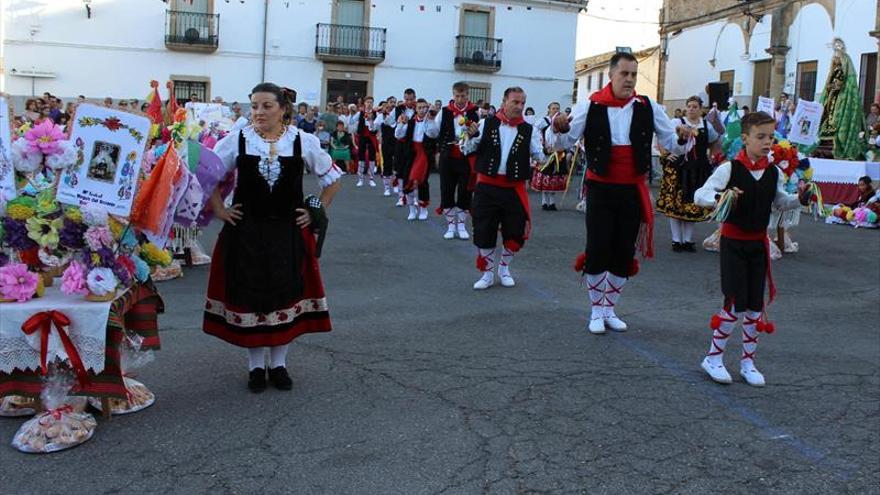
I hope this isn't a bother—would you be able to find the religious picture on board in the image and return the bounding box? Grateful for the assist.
[799,117,811,136]
[87,141,120,183]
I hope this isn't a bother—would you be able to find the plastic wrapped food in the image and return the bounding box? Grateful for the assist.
[0,396,37,418]
[11,397,95,453]
[88,377,155,415]
[11,367,96,453]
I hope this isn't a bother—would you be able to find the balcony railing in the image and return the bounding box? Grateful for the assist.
[165,10,219,52]
[315,23,386,64]
[455,35,502,72]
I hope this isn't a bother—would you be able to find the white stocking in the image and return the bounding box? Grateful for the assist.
[669,218,683,243]
[682,222,694,243]
[248,347,267,371]
[269,344,289,369]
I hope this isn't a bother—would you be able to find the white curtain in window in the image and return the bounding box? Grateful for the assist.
[337,0,365,26]
[463,11,489,37]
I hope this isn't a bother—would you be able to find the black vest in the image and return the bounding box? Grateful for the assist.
[679,117,709,162]
[583,96,655,175]
[357,111,376,135]
[725,160,778,232]
[439,106,479,156]
[394,118,420,167]
[474,116,533,181]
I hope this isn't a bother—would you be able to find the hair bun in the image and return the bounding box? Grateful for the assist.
[281,87,297,104]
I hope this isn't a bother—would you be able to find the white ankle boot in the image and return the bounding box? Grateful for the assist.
[498,265,515,287]
[473,271,495,290]
[702,356,733,384]
[418,207,429,221]
[407,205,418,221]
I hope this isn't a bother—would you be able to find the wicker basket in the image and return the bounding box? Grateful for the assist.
[85,290,116,302]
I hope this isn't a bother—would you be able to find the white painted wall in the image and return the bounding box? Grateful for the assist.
[1,0,578,113]
[663,1,876,112]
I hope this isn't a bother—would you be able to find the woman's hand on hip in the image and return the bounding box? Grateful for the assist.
[295,208,312,229]
[217,203,243,225]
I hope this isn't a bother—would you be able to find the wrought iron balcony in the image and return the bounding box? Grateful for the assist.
[455,35,502,72]
[315,23,386,64]
[165,10,219,52]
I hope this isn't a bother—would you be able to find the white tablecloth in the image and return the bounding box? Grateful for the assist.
[0,286,115,375]
[811,158,880,184]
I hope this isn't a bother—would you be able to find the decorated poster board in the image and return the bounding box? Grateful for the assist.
[56,104,151,217]
[756,96,775,116]
[0,96,14,204]
[787,99,824,146]
[185,102,232,130]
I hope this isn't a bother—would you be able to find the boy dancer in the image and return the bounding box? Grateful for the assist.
[349,96,380,188]
[395,98,438,221]
[427,82,480,240]
[694,112,808,387]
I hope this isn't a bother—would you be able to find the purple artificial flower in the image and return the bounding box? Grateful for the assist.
[58,218,87,250]
[2,217,38,251]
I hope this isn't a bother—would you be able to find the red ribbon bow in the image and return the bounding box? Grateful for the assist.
[45,405,74,422]
[21,311,91,388]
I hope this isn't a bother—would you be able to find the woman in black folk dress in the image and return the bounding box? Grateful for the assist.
[655,95,719,252]
[203,83,342,393]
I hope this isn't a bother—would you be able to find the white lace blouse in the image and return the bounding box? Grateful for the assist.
[213,125,342,190]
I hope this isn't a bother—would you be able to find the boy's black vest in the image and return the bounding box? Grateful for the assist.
[439,106,479,157]
[583,96,655,176]
[725,160,779,233]
[474,116,533,181]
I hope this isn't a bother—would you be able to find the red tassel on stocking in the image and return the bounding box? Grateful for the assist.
[573,252,587,273]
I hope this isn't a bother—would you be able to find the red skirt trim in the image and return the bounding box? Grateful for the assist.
[202,228,332,348]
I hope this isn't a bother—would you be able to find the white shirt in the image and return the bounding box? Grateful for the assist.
[461,118,545,176]
[385,106,416,128]
[213,125,342,190]
[394,117,438,142]
[348,111,379,135]
[693,161,801,211]
[547,98,686,155]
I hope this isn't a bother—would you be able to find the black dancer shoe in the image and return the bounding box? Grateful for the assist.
[672,242,683,252]
[683,242,697,252]
[548,204,558,211]
[268,366,293,390]
[248,368,267,393]
[541,204,549,210]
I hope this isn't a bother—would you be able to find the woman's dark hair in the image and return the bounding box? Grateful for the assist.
[250,82,295,123]
[686,95,703,107]
[525,107,535,115]
[858,176,872,185]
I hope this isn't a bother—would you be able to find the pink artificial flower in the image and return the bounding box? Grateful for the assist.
[0,263,39,302]
[23,119,65,156]
[60,261,89,296]
[83,225,113,251]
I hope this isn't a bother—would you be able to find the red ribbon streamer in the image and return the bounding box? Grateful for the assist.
[21,311,91,388]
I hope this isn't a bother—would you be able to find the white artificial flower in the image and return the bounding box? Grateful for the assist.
[45,140,77,170]
[82,204,109,226]
[86,267,118,296]
[11,138,42,173]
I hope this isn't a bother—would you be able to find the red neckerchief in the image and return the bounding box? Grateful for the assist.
[590,83,637,108]
[448,101,476,117]
[414,114,425,123]
[496,109,525,127]
[736,149,771,171]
